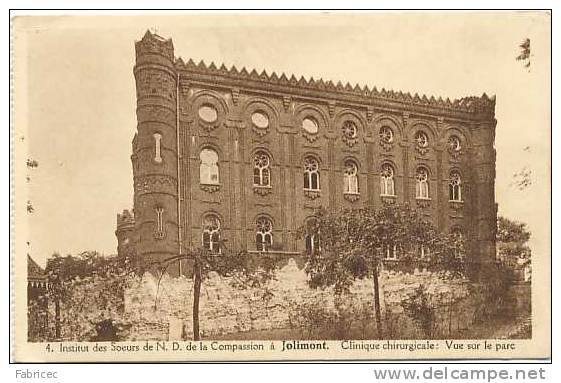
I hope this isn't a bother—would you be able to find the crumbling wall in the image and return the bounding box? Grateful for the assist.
[124,259,471,340]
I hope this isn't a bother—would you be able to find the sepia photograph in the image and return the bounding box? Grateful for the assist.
[11,11,551,362]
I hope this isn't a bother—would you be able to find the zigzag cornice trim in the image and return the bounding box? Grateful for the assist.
[174,57,496,117]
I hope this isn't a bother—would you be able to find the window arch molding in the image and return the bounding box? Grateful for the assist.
[335,110,366,147]
[443,125,471,147]
[196,142,223,158]
[242,98,280,123]
[342,155,363,170]
[378,159,399,176]
[190,90,228,130]
[373,115,404,137]
[250,147,275,165]
[294,104,329,140]
[407,121,438,144]
[300,152,323,167]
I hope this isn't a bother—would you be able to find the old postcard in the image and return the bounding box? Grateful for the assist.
[11,12,551,362]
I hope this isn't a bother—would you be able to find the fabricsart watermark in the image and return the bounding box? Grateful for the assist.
[372,366,547,381]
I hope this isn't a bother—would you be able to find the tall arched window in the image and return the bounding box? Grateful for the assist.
[305,218,320,254]
[380,163,395,196]
[304,156,320,190]
[155,206,164,238]
[419,244,430,258]
[449,170,462,201]
[253,151,271,187]
[451,228,464,259]
[256,216,273,251]
[200,148,219,185]
[383,243,398,260]
[343,160,359,194]
[416,167,430,199]
[202,214,221,253]
[153,133,162,163]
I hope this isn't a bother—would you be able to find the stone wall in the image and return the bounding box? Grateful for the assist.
[123,259,472,340]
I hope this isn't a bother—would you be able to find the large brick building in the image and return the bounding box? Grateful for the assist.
[116,31,497,276]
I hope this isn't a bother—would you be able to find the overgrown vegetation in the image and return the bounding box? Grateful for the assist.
[298,203,465,337]
[400,284,436,338]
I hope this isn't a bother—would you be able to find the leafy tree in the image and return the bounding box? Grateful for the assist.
[150,245,280,341]
[496,216,531,268]
[298,203,465,337]
[44,251,133,340]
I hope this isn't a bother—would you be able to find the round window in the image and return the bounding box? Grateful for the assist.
[342,121,358,139]
[379,126,394,143]
[448,135,461,151]
[415,131,429,148]
[302,118,319,134]
[198,105,218,123]
[251,112,269,129]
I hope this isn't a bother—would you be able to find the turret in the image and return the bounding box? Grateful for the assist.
[132,31,180,275]
[116,209,136,262]
[469,97,497,265]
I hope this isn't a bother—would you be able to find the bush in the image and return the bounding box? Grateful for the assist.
[287,293,376,339]
[401,284,436,338]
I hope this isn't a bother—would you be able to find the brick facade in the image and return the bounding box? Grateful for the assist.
[116,31,497,276]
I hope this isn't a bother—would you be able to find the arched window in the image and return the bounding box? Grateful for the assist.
[253,151,271,187]
[449,170,462,201]
[202,214,221,253]
[383,243,398,260]
[305,218,320,254]
[416,167,430,199]
[380,163,395,196]
[200,148,219,185]
[419,244,429,258]
[303,156,320,191]
[343,160,359,194]
[256,216,273,251]
[155,206,164,238]
[153,133,162,163]
[451,228,464,259]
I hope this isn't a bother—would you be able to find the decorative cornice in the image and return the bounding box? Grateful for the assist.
[138,30,495,120]
[174,57,496,119]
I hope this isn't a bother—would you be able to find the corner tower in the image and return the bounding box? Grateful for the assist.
[132,31,180,275]
[468,94,498,265]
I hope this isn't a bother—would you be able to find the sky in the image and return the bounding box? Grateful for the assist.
[14,13,551,267]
